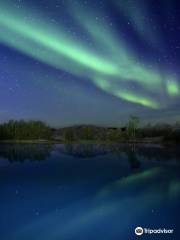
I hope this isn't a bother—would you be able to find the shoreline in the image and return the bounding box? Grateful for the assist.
[0,139,178,145]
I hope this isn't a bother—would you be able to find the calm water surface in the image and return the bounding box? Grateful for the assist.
[0,144,180,240]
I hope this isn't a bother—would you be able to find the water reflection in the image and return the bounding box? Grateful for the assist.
[0,143,179,239]
[0,143,180,165]
[62,144,110,158]
[111,144,180,163]
[60,143,180,163]
[117,144,141,169]
[0,144,52,162]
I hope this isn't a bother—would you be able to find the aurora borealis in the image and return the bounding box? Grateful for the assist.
[0,0,180,126]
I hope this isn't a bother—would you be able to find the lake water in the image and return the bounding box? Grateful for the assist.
[0,143,180,239]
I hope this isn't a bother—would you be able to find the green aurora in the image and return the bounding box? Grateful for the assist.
[0,1,179,109]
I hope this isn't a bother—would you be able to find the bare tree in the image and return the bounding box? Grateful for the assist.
[127,116,140,139]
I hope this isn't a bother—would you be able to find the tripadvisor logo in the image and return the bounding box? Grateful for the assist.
[135,227,174,236]
[135,227,143,236]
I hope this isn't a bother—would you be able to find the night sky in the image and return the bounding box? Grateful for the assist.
[0,0,180,127]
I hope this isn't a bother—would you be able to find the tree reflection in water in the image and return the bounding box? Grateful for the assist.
[0,143,180,166]
[0,144,52,162]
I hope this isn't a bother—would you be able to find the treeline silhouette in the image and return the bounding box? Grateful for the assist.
[0,119,180,143]
[60,124,180,143]
[0,120,51,140]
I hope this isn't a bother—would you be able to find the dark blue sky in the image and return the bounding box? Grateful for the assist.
[0,0,180,126]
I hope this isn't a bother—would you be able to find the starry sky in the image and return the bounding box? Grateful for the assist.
[0,0,180,127]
